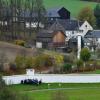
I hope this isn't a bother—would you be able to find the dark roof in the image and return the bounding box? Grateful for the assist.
[49,20,65,32]
[46,7,61,17]
[20,7,70,18]
[49,19,84,31]
[85,30,100,38]
[36,29,66,42]
[37,30,53,38]
[46,7,70,18]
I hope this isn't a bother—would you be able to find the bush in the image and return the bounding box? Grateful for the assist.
[76,59,83,69]
[0,76,30,100]
[63,63,72,73]
[96,48,100,58]
[15,55,25,69]
[9,63,17,71]
[14,40,25,46]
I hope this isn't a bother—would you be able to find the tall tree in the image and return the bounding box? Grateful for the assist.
[77,6,96,27]
[33,0,46,32]
[94,3,100,28]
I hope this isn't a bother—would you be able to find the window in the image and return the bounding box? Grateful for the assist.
[85,25,87,28]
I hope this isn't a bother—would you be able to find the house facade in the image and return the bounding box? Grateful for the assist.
[36,30,66,49]
[84,30,100,50]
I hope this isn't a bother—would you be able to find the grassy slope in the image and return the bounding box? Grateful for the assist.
[0,41,35,62]
[44,0,97,17]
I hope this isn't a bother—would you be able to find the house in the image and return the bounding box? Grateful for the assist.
[36,29,66,49]
[36,18,93,50]
[49,19,93,41]
[84,30,100,50]
[79,21,93,37]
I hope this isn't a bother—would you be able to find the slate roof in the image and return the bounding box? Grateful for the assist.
[20,8,61,18]
[20,7,70,18]
[37,30,53,38]
[49,19,84,31]
[49,20,65,32]
[36,29,66,42]
[85,30,100,38]
[46,7,61,17]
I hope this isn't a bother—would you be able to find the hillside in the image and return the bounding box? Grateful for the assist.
[0,42,36,62]
[44,0,97,17]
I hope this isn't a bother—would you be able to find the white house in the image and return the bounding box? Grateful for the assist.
[66,21,93,39]
[79,21,93,37]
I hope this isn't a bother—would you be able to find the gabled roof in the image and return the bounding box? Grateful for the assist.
[49,19,84,31]
[37,30,54,38]
[46,7,70,18]
[46,7,61,17]
[36,29,66,43]
[85,30,100,38]
[49,20,65,32]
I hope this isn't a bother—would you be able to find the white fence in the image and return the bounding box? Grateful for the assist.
[2,74,100,85]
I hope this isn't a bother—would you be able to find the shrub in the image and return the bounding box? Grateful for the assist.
[80,48,91,66]
[25,57,34,68]
[76,59,83,71]
[14,40,25,46]
[63,63,72,73]
[15,55,25,69]
[96,48,100,58]
[76,59,83,68]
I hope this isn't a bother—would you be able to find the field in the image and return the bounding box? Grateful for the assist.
[80,69,100,74]
[44,0,97,17]
[9,83,100,100]
[27,88,100,100]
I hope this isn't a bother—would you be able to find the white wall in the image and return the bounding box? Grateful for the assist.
[2,74,100,85]
[79,21,93,37]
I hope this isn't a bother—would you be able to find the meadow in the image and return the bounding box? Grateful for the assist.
[44,0,97,17]
[9,83,100,100]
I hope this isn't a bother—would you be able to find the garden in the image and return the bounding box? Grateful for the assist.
[0,47,100,75]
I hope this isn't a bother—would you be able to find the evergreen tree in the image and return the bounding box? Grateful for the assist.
[94,3,100,28]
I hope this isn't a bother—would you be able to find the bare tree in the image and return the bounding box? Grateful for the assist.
[33,0,46,32]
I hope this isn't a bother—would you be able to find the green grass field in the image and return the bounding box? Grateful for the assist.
[81,69,100,74]
[9,83,100,91]
[9,83,100,100]
[27,88,100,100]
[44,0,97,17]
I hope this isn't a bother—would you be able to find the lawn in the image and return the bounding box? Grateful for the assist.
[9,83,100,100]
[9,83,100,91]
[27,88,100,100]
[81,69,100,74]
[44,0,97,17]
